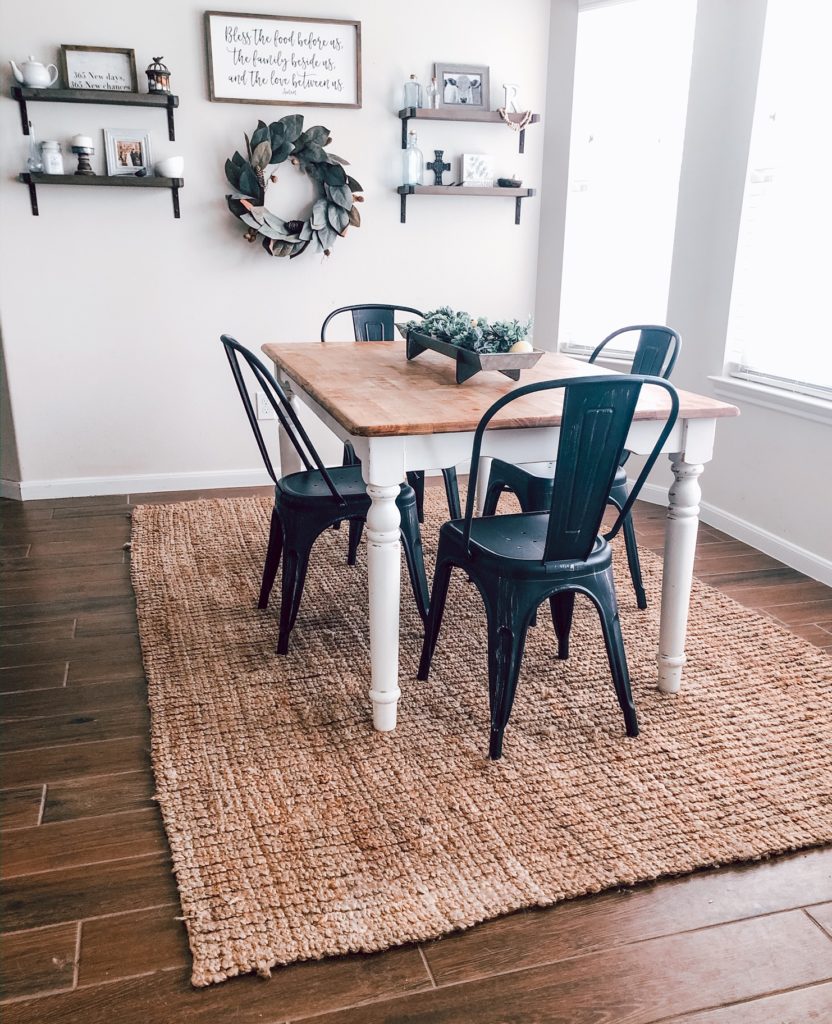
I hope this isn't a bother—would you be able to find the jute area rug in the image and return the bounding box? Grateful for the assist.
[130,491,832,987]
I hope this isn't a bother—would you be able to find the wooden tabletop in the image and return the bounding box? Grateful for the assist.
[262,342,739,438]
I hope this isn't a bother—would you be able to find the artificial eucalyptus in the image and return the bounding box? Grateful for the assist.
[407,307,533,354]
[225,114,364,259]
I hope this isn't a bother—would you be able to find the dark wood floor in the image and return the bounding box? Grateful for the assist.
[1,487,831,1023]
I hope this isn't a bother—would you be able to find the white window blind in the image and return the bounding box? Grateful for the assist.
[725,0,832,399]
[558,0,696,358]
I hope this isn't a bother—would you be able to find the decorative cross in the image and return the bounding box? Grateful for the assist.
[426,149,451,186]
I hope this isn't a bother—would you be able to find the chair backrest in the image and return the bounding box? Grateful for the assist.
[463,375,679,563]
[320,304,424,342]
[220,335,345,505]
[589,325,681,379]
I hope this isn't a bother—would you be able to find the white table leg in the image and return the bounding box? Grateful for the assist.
[474,457,492,516]
[362,439,406,731]
[272,369,303,477]
[658,454,704,693]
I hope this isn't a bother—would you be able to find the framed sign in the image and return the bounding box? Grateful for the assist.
[60,45,138,92]
[204,11,361,108]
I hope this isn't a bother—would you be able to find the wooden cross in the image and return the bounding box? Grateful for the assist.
[426,149,451,186]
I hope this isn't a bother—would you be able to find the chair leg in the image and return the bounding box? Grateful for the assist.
[609,477,646,610]
[332,443,359,532]
[442,467,462,520]
[407,471,425,524]
[276,545,311,655]
[417,558,454,680]
[258,508,283,609]
[482,479,506,517]
[399,498,430,623]
[590,568,639,737]
[622,510,647,610]
[549,590,576,659]
[347,518,364,565]
[486,592,532,760]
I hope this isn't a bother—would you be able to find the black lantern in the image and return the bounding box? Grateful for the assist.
[145,56,171,95]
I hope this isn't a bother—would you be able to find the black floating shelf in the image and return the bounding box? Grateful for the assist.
[12,86,179,141]
[396,184,536,225]
[398,107,540,153]
[18,173,184,218]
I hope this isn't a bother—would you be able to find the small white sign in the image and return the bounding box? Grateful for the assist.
[204,11,362,108]
[462,154,495,187]
[61,46,137,92]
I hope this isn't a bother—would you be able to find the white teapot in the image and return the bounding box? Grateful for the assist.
[10,56,59,89]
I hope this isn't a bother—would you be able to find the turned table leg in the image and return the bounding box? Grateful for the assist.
[658,454,704,693]
[363,440,406,731]
[273,370,304,477]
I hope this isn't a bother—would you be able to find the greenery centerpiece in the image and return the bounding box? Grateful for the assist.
[405,306,534,354]
[403,307,540,383]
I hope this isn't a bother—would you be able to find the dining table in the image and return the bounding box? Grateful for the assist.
[262,340,740,732]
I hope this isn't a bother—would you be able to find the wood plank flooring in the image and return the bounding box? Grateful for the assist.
[1,488,830,1022]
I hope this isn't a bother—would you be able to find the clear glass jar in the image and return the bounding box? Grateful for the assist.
[41,140,64,175]
[402,130,423,186]
[403,74,422,109]
[426,77,439,109]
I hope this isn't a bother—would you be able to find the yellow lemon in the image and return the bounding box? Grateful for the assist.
[509,339,533,353]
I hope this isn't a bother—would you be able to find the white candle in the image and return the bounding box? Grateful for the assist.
[71,134,93,148]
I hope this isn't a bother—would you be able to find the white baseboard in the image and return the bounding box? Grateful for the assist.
[0,478,22,500]
[13,469,272,501]
[638,483,832,586]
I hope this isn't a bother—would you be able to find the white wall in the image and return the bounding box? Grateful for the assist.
[534,0,578,341]
[0,0,553,497]
[664,0,832,578]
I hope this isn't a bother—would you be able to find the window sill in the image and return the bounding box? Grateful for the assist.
[709,375,832,426]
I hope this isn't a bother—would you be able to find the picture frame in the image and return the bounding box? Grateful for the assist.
[203,11,362,108]
[461,153,495,187]
[60,45,138,92]
[103,128,153,176]
[434,63,490,111]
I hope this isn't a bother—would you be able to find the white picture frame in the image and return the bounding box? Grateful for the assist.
[204,11,362,108]
[103,128,153,177]
[461,153,495,188]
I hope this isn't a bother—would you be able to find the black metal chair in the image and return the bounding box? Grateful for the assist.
[481,326,681,609]
[418,374,679,760]
[320,304,462,524]
[221,336,429,654]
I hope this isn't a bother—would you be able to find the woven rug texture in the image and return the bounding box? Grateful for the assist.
[129,492,832,986]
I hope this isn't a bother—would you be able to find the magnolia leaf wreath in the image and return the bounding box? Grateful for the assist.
[224,114,364,259]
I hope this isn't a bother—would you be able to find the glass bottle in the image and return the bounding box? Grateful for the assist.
[426,76,439,109]
[403,74,422,109]
[402,130,424,186]
[26,122,43,174]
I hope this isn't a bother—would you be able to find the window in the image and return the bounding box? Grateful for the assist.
[725,0,832,399]
[558,0,697,358]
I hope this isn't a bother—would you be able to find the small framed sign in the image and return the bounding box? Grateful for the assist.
[60,45,138,92]
[204,11,362,108]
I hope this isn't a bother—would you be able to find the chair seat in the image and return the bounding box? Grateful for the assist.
[442,512,609,576]
[278,464,372,504]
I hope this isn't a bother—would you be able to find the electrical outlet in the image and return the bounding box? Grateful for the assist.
[255,391,277,420]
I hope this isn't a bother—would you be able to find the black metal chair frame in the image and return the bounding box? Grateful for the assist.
[419,373,680,760]
[320,304,462,524]
[221,335,429,654]
[482,325,681,610]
